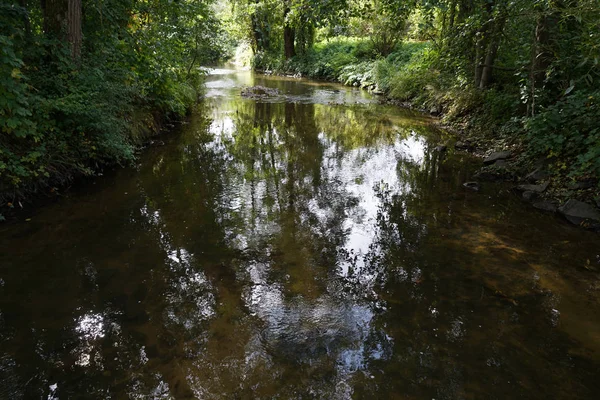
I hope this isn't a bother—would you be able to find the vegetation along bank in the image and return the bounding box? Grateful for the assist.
[2,0,600,229]
[224,0,600,229]
[0,0,230,217]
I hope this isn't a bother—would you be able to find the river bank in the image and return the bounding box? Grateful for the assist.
[251,39,600,231]
[0,110,191,222]
[0,1,226,220]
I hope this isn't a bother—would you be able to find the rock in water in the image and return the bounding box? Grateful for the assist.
[517,182,549,194]
[522,191,538,201]
[483,151,512,165]
[567,180,596,190]
[558,199,600,227]
[526,168,550,183]
[241,86,280,98]
[533,200,558,213]
[463,182,480,191]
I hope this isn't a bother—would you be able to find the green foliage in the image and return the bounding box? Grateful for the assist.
[253,51,286,72]
[525,91,600,178]
[367,1,407,56]
[284,38,362,79]
[0,36,35,140]
[386,45,439,101]
[339,61,376,87]
[0,0,227,200]
[253,0,600,182]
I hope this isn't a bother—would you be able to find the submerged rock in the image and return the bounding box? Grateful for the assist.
[474,170,500,181]
[463,181,480,191]
[522,191,539,201]
[558,199,600,228]
[533,200,559,213]
[241,86,280,98]
[483,151,512,165]
[567,180,596,190]
[473,160,514,181]
[526,168,550,183]
[517,182,549,194]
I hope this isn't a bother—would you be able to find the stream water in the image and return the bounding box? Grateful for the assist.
[1,69,600,399]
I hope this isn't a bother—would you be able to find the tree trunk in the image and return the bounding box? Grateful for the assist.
[473,0,495,87]
[479,39,498,89]
[531,14,556,90]
[250,4,263,53]
[43,0,82,60]
[479,15,506,89]
[43,0,67,36]
[67,0,82,60]
[283,4,295,59]
[474,32,486,87]
[528,5,559,116]
[19,0,31,37]
[284,25,295,58]
[295,24,314,55]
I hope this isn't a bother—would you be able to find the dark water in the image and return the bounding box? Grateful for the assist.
[1,69,600,399]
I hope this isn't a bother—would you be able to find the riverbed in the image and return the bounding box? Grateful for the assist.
[1,69,600,399]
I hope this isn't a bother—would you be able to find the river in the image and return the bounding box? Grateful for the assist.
[1,68,600,399]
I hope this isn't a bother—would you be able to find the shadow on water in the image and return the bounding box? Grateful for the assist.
[1,68,600,399]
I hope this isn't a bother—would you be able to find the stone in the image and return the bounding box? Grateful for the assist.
[483,151,512,165]
[435,145,447,152]
[558,199,600,226]
[517,182,549,193]
[463,181,480,191]
[522,191,538,201]
[526,168,550,183]
[533,201,558,213]
[430,106,440,115]
[241,86,280,98]
[473,161,514,180]
[473,170,498,181]
[567,180,596,190]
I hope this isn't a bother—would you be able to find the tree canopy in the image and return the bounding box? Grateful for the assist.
[1,0,228,200]
[227,0,600,185]
[2,0,599,202]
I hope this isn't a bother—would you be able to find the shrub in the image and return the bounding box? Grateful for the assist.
[525,90,600,179]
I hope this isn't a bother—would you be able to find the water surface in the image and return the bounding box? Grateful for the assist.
[1,69,600,399]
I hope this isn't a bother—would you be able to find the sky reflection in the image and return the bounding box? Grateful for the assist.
[1,69,600,399]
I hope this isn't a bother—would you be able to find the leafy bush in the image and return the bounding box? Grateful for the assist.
[339,61,376,87]
[277,39,432,92]
[253,51,285,72]
[0,0,219,201]
[525,90,600,179]
[385,45,439,103]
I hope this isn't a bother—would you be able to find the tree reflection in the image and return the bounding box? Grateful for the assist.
[2,71,600,399]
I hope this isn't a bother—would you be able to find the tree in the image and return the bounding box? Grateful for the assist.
[283,0,295,58]
[42,0,82,59]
